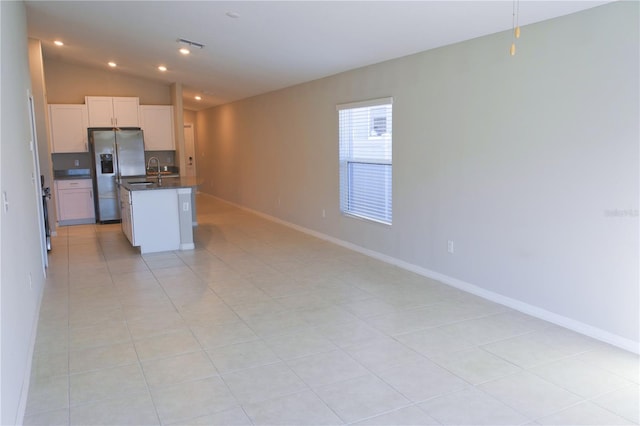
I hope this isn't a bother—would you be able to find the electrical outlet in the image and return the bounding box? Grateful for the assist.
[182,202,190,212]
[447,240,454,254]
[74,159,80,167]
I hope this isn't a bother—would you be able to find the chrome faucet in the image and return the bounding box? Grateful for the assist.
[147,156,162,185]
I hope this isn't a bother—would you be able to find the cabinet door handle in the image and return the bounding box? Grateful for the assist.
[69,182,79,186]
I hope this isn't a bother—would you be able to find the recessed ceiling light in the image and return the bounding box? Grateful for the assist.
[158,65,167,72]
[179,48,190,55]
[226,11,240,19]
[194,96,202,101]
[54,40,64,46]
[108,61,117,68]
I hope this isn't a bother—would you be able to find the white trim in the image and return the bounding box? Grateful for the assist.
[58,218,95,226]
[17,284,45,424]
[336,96,393,111]
[342,211,392,227]
[200,193,640,355]
[180,242,195,250]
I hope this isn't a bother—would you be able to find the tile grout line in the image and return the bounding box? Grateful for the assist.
[65,227,71,426]
[115,250,163,426]
[27,196,639,425]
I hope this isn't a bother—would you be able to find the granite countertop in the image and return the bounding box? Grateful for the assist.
[147,172,180,178]
[120,176,200,191]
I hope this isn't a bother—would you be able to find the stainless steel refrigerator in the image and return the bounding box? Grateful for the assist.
[90,128,146,222]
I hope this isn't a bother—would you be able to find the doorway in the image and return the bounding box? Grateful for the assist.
[184,123,196,178]
[28,93,48,272]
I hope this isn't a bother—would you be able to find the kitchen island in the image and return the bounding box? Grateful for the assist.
[119,177,199,254]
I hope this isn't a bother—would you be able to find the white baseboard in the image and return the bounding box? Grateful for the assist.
[201,194,640,354]
[180,242,195,250]
[57,218,95,226]
[17,281,45,424]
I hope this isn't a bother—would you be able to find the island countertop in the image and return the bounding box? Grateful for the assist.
[120,176,201,191]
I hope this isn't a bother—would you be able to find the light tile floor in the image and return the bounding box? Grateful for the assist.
[25,195,639,425]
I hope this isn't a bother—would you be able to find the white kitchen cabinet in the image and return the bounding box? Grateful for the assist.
[55,179,95,225]
[120,186,185,253]
[120,187,134,245]
[86,96,140,127]
[139,105,175,150]
[48,104,89,153]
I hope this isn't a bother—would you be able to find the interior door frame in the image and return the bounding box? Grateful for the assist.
[183,122,196,178]
[28,92,48,272]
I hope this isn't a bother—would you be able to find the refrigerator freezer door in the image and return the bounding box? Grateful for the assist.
[92,130,120,221]
[116,130,146,177]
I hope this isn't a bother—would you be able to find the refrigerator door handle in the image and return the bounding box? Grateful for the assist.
[114,142,120,183]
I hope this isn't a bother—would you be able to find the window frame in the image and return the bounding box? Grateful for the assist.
[337,97,393,225]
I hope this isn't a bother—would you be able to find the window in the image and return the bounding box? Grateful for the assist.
[370,106,388,136]
[338,97,392,224]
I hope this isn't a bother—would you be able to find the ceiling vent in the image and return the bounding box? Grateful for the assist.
[177,38,205,49]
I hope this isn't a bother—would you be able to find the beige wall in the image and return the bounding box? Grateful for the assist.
[195,2,639,349]
[183,109,196,126]
[28,39,57,230]
[1,2,48,423]
[44,58,171,104]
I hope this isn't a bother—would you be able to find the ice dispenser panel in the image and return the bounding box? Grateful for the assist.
[100,153,114,174]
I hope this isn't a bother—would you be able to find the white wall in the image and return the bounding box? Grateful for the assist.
[29,39,56,232]
[0,1,47,423]
[196,2,639,350]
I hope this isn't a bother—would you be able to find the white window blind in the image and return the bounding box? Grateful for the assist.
[338,98,392,224]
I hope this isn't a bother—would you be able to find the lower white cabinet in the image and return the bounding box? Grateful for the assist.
[55,179,95,225]
[120,187,135,245]
[120,186,192,254]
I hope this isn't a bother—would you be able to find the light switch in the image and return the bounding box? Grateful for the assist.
[2,191,9,213]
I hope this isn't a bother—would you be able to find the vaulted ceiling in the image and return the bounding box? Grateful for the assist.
[25,1,608,111]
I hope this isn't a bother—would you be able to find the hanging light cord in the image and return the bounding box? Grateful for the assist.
[511,0,521,56]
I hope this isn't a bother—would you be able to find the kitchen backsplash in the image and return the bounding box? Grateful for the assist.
[145,151,175,166]
[52,151,176,172]
[52,153,91,170]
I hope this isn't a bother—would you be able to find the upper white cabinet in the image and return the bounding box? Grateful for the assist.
[139,105,175,150]
[86,96,139,127]
[48,104,89,153]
